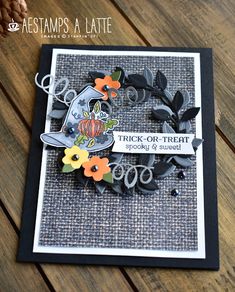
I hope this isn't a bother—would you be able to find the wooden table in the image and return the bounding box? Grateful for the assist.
[0,1,234,291]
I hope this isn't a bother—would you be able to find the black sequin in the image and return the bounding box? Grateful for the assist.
[171,189,180,196]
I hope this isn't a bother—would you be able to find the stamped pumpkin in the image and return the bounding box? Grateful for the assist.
[78,113,105,138]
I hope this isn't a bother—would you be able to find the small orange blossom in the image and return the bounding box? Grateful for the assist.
[94,76,120,100]
[82,156,110,181]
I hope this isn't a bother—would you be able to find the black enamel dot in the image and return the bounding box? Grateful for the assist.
[171,189,180,197]
[72,154,79,161]
[91,165,99,172]
[178,171,186,180]
[103,85,110,91]
[67,127,75,134]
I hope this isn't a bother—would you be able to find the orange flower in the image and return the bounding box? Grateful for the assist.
[82,156,110,181]
[94,76,121,100]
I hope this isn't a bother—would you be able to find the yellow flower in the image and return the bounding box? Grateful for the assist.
[62,145,89,169]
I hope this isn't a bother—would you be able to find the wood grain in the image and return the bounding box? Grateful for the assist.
[114,0,235,146]
[41,265,132,292]
[0,207,49,292]
[0,90,132,292]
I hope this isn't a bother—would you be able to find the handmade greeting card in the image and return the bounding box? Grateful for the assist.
[18,45,219,269]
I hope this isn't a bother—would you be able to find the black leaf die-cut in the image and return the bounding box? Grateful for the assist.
[137,188,155,195]
[108,153,123,164]
[173,156,194,167]
[137,89,150,102]
[124,185,135,196]
[153,161,175,178]
[94,180,107,195]
[181,107,200,121]
[162,121,175,133]
[89,71,105,80]
[136,175,159,194]
[172,91,184,112]
[124,170,138,189]
[152,109,171,121]
[143,90,152,102]
[178,129,187,133]
[137,182,157,195]
[181,89,190,107]
[128,74,148,89]
[140,179,158,190]
[192,138,204,151]
[156,70,167,90]
[139,153,155,166]
[46,145,57,151]
[138,172,159,192]
[164,89,173,102]
[179,121,191,133]
[75,168,89,186]
[111,181,123,194]
[57,150,65,170]
[52,101,68,110]
[192,138,204,148]
[48,109,67,119]
[144,67,154,87]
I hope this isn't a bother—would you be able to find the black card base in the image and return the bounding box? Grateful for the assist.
[17,45,219,270]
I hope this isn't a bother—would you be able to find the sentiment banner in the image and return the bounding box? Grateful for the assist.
[112,131,195,155]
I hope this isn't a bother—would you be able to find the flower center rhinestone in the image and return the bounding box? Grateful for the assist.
[177,171,185,180]
[91,165,99,172]
[72,154,79,161]
[103,84,110,91]
[67,127,75,134]
[171,189,180,196]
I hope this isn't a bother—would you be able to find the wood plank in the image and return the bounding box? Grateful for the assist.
[0,207,50,292]
[41,265,132,292]
[0,89,133,292]
[0,0,145,126]
[123,133,235,291]
[114,0,235,145]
